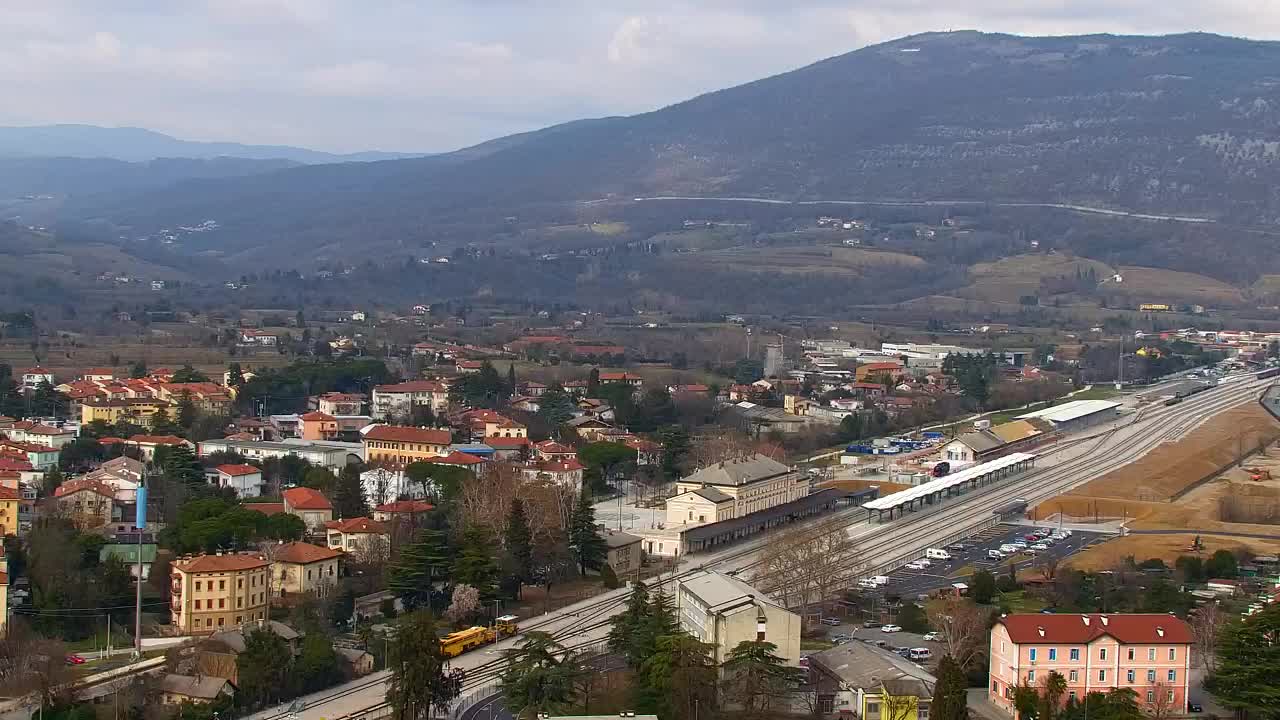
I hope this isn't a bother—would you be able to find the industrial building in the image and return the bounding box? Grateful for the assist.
[1016,399,1121,433]
[941,418,1056,463]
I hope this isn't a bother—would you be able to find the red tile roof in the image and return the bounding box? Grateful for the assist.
[364,425,452,445]
[54,477,115,499]
[0,486,20,500]
[273,541,342,564]
[216,464,262,477]
[375,499,435,514]
[485,436,530,449]
[534,458,585,473]
[429,450,486,466]
[374,380,448,393]
[175,553,269,573]
[534,440,575,455]
[299,411,336,421]
[325,517,389,534]
[283,487,332,511]
[243,502,286,516]
[128,434,188,445]
[997,613,1193,645]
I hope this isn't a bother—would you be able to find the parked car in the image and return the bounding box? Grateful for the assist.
[1024,534,1040,541]
[905,561,927,570]
[909,648,933,661]
[1032,543,1050,551]
[988,550,1006,559]
[863,620,881,628]
[1023,548,1039,556]
[831,634,852,644]
[820,617,841,626]
[65,655,85,665]
[922,632,940,642]
[881,624,902,633]
[1187,703,1203,713]
[916,558,932,567]
[947,543,967,552]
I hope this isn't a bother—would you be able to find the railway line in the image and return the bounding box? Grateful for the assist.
[262,376,1271,720]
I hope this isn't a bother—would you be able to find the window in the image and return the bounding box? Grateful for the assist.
[1098,670,1106,683]
[1027,670,1035,683]
[1167,690,1174,702]
[1048,648,1057,661]
[219,580,226,590]
[1147,670,1156,683]
[1068,692,1076,701]
[1147,691,1155,703]
[1029,648,1037,662]
[1148,648,1156,662]
[1068,671,1078,683]
[1169,648,1176,661]
[194,600,201,610]
[1126,670,1135,683]
[991,681,998,692]
[1001,641,1007,653]
[1069,648,1080,661]
[217,617,225,626]
[236,616,242,624]
[1099,648,1107,661]
[238,579,243,589]
[866,703,879,715]
[206,618,212,627]
[1127,648,1135,661]
[195,581,202,591]
[1167,670,1176,682]
[218,599,225,609]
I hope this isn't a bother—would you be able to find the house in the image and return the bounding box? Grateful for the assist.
[325,517,391,559]
[0,486,19,536]
[598,372,643,388]
[239,329,278,346]
[666,454,808,528]
[99,542,157,579]
[314,392,366,416]
[809,641,936,719]
[337,647,376,677]
[675,570,801,666]
[282,487,333,530]
[510,396,541,413]
[197,438,364,471]
[520,458,585,490]
[53,479,114,529]
[81,368,116,383]
[942,419,1054,463]
[170,552,271,634]
[484,418,527,439]
[456,360,484,374]
[371,381,449,421]
[518,381,548,397]
[4,422,75,449]
[989,613,1193,715]
[371,499,435,523]
[484,436,531,461]
[299,411,340,441]
[197,620,301,684]
[0,440,60,471]
[602,529,642,578]
[127,434,193,461]
[159,674,235,705]
[424,450,489,475]
[215,464,265,499]
[533,440,577,461]
[855,361,907,382]
[20,366,54,392]
[81,397,174,426]
[362,425,451,468]
[270,541,342,598]
[564,416,612,441]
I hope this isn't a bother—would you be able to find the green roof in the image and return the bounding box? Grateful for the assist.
[100,544,158,564]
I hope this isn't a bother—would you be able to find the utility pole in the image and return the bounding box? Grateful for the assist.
[1115,333,1124,390]
[134,478,147,659]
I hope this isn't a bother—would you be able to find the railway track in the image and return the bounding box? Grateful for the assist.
[280,378,1270,720]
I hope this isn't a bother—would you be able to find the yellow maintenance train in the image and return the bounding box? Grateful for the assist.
[439,615,519,658]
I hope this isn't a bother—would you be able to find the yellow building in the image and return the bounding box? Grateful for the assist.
[666,454,809,527]
[81,398,173,426]
[171,553,270,635]
[362,425,451,467]
[0,486,19,537]
[271,542,342,598]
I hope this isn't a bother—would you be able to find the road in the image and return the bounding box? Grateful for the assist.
[257,376,1272,720]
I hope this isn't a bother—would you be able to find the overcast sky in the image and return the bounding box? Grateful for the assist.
[1,1,1276,154]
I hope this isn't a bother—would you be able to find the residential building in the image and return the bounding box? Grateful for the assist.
[675,570,801,666]
[299,411,340,441]
[127,434,192,461]
[371,499,435,523]
[485,435,531,460]
[484,418,527,439]
[159,674,235,705]
[989,613,1193,715]
[170,552,271,634]
[81,368,116,383]
[239,329,278,346]
[520,458,586,490]
[371,381,449,421]
[423,450,489,475]
[809,640,936,719]
[215,464,265,499]
[0,440,60,471]
[20,366,54,392]
[362,425,451,468]
[196,621,301,685]
[4,422,75,449]
[0,486,19,536]
[314,392,366,416]
[533,440,577,461]
[100,542,158,579]
[598,372,642,388]
[602,529,642,578]
[271,541,342,598]
[197,438,364,471]
[53,479,114,529]
[325,517,391,558]
[282,487,333,530]
[666,454,809,527]
[338,648,376,677]
[80,397,173,426]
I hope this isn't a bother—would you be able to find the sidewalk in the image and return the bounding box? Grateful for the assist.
[966,688,1009,720]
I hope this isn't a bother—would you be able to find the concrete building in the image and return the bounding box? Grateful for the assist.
[170,552,270,634]
[314,392,366,416]
[281,487,333,530]
[764,343,784,378]
[197,438,364,471]
[601,529,643,579]
[371,381,449,421]
[809,641,936,719]
[80,397,173,426]
[1016,400,1122,433]
[214,464,265,499]
[666,454,809,528]
[675,570,801,667]
[361,425,451,468]
[326,517,391,558]
[989,613,1193,715]
[271,541,342,598]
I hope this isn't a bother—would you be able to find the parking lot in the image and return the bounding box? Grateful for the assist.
[865,523,1110,600]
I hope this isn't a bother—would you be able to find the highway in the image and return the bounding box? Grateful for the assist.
[252,375,1272,720]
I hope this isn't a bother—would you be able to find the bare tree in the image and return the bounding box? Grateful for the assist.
[1037,555,1061,583]
[0,620,73,708]
[1191,603,1226,673]
[925,597,990,671]
[1146,682,1178,719]
[753,516,857,622]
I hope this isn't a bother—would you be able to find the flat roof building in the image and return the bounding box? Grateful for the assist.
[675,570,800,668]
[1016,399,1121,433]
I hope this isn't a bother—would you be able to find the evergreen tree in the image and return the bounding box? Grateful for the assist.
[587,367,600,396]
[1210,602,1280,717]
[162,444,204,486]
[388,528,452,610]
[227,362,246,387]
[721,640,806,716]
[931,655,970,720]
[388,611,463,720]
[567,492,607,575]
[500,632,584,718]
[507,364,517,394]
[236,628,293,708]
[607,581,652,668]
[129,360,147,379]
[332,463,369,518]
[641,634,718,720]
[535,387,576,428]
[504,498,534,590]
[0,375,23,418]
[656,424,691,479]
[40,467,64,497]
[176,392,198,430]
[31,380,65,418]
[453,527,501,604]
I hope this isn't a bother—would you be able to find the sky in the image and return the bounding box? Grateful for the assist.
[1,1,1277,154]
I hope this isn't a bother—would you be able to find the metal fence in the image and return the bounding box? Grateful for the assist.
[448,682,500,720]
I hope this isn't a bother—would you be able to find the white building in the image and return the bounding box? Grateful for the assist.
[665,454,809,528]
[214,464,266,499]
[675,570,801,667]
[371,381,449,421]
[197,438,364,471]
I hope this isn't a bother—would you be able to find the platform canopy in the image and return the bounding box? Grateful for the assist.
[861,452,1037,511]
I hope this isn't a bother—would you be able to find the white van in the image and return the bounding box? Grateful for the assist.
[926,548,952,561]
[908,648,933,661]
[988,549,1005,559]
[871,575,890,586]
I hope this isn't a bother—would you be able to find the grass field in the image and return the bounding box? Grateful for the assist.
[1065,533,1280,571]
[687,245,925,276]
[960,254,1115,303]
[1112,265,1245,306]
[0,337,293,379]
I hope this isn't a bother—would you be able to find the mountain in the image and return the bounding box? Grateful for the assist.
[0,124,421,163]
[0,156,298,202]
[63,31,1280,266]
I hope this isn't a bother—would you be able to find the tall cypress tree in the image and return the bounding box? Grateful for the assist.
[567,492,607,575]
[332,463,369,519]
[607,581,652,668]
[504,498,533,590]
[930,654,970,720]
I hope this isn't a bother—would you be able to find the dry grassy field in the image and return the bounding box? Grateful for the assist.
[1065,533,1280,571]
[688,245,925,276]
[960,254,1115,303]
[1112,265,1245,306]
[0,337,292,379]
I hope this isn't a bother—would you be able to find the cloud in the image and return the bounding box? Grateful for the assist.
[0,1,1278,152]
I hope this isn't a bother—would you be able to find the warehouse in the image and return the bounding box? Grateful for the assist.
[1015,399,1121,433]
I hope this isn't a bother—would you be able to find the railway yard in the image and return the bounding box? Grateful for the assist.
[249,371,1279,720]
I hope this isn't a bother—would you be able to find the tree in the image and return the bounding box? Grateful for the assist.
[587,368,600,396]
[535,388,576,428]
[970,569,997,605]
[332,463,369,519]
[170,365,211,383]
[507,364,517,394]
[504,498,534,592]
[1190,604,1226,674]
[330,584,357,628]
[129,361,147,379]
[577,441,636,496]
[720,640,806,716]
[295,633,343,694]
[567,493,607,575]
[1208,602,1280,716]
[501,632,584,719]
[31,380,65,418]
[387,611,463,720]
[897,601,928,634]
[162,444,203,487]
[1037,671,1067,720]
[445,584,482,625]
[236,628,293,708]
[733,359,764,384]
[388,529,452,610]
[608,581,653,668]
[925,598,988,671]
[1205,549,1238,578]
[930,655,969,720]
[41,467,65,497]
[227,362,246,387]
[452,527,501,604]
[263,512,305,541]
[176,392,197,430]
[600,563,620,589]
[641,633,718,720]
[656,424,691,478]
[1013,683,1040,720]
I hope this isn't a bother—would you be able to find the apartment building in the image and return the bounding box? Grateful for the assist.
[371,381,449,421]
[325,517,391,559]
[171,553,270,634]
[989,613,1193,715]
[270,541,341,598]
[362,425,451,468]
[81,398,173,426]
[676,570,800,667]
[665,454,809,527]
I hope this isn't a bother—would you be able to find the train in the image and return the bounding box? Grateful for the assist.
[1164,397,1183,407]
[439,615,519,658]
[1258,367,1280,380]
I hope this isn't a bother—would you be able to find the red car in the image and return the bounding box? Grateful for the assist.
[65,655,86,665]
[1024,534,1040,542]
